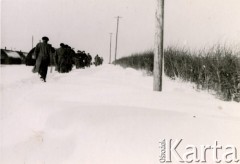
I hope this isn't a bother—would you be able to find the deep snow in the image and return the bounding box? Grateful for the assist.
[0,65,239,164]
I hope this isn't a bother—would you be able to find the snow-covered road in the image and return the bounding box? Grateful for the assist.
[0,65,239,164]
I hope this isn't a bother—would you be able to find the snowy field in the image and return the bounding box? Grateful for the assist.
[0,64,240,164]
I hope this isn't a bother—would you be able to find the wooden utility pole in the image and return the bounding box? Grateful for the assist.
[153,0,164,91]
[32,35,34,49]
[109,33,113,64]
[114,16,122,63]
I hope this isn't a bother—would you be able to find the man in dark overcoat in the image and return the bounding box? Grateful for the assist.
[32,36,52,82]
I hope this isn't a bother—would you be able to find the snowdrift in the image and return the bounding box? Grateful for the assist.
[0,65,239,164]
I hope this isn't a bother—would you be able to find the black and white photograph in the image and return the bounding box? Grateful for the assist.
[1,0,240,163]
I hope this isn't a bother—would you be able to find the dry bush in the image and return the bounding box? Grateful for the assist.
[114,46,240,102]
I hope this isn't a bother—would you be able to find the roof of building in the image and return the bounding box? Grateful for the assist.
[1,49,23,59]
[5,50,20,58]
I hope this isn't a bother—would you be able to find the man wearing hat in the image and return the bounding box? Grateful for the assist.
[33,36,52,82]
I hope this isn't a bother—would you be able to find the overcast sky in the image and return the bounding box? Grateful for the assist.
[1,0,240,61]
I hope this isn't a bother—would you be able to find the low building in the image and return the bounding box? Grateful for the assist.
[1,49,27,64]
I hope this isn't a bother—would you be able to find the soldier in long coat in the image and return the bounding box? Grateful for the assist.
[55,43,66,72]
[64,45,74,72]
[32,36,52,82]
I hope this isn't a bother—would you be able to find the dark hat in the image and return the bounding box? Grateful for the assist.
[42,36,49,41]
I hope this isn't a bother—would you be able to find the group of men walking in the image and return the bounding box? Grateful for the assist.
[55,43,74,73]
[75,50,92,69]
[94,55,104,66]
[32,36,103,82]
